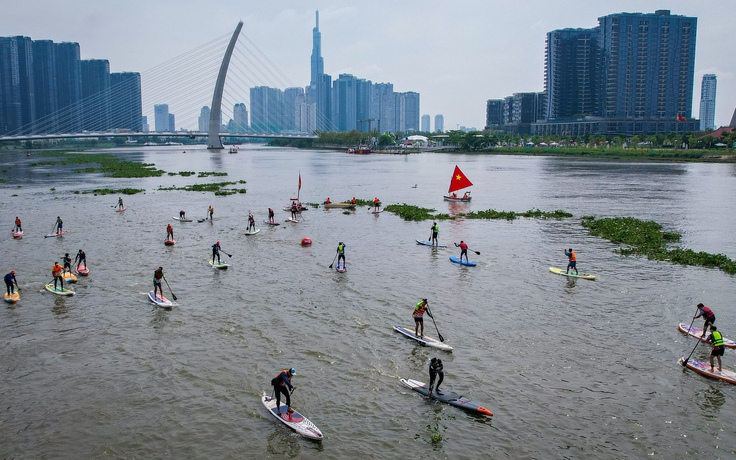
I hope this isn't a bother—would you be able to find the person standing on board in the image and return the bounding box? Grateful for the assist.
[212,241,222,264]
[428,358,445,396]
[271,368,297,415]
[455,241,469,263]
[52,261,64,291]
[706,325,725,372]
[565,248,578,275]
[117,197,124,210]
[61,253,72,274]
[55,216,63,234]
[431,222,439,246]
[336,242,346,269]
[14,217,22,232]
[4,270,18,296]
[179,210,186,219]
[414,298,428,337]
[268,207,275,224]
[166,223,174,240]
[290,201,298,220]
[74,249,87,269]
[208,205,214,220]
[373,197,380,211]
[153,267,165,299]
[694,303,716,338]
[247,212,256,232]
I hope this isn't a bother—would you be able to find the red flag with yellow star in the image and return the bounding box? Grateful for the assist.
[448,165,473,193]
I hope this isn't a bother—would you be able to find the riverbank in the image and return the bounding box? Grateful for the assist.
[427,146,736,162]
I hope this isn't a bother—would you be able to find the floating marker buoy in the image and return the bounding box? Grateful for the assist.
[301,237,312,246]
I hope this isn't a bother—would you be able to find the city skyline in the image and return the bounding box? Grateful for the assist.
[1,1,735,130]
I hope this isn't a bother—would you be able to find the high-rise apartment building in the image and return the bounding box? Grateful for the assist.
[372,83,395,133]
[0,37,22,134]
[401,91,420,132]
[54,42,82,133]
[198,106,210,132]
[250,86,284,133]
[168,113,175,132]
[80,59,110,131]
[32,40,58,133]
[421,114,430,132]
[283,87,303,132]
[109,72,142,131]
[485,100,504,129]
[154,104,169,132]
[232,102,249,132]
[545,28,598,120]
[699,74,717,131]
[434,114,444,133]
[332,74,359,131]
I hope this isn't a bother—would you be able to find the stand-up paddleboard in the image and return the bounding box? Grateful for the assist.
[549,266,595,280]
[209,260,229,269]
[261,392,323,440]
[164,238,176,246]
[416,240,447,248]
[173,217,192,222]
[335,263,347,273]
[45,283,74,296]
[198,217,219,223]
[286,218,299,223]
[44,230,66,238]
[75,266,89,276]
[264,220,280,226]
[61,271,77,283]
[4,292,19,303]
[116,207,126,212]
[371,209,384,214]
[393,325,453,351]
[148,291,173,309]
[12,230,23,239]
[245,228,261,235]
[449,256,476,267]
[679,357,736,385]
[678,323,736,348]
[400,378,493,416]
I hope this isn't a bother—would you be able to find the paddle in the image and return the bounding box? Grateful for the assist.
[328,253,338,269]
[221,249,232,258]
[425,305,445,342]
[682,334,703,366]
[454,243,481,255]
[163,276,177,301]
[685,305,699,339]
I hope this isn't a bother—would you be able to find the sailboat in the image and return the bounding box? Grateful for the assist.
[444,165,473,202]
[284,172,308,211]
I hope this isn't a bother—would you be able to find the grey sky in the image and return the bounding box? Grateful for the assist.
[2,1,734,130]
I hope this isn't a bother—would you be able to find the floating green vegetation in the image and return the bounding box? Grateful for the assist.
[347,198,374,207]
[169,171,196,176]
[581,216,736,275]
[384,204,437,221]
[31,152,165,177]
[198,171,228,177]
[82,188,145,195]
[304,202,320,208]
[342,210,351,215]
[158,181,246,195]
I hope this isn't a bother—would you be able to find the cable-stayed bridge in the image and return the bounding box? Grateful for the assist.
[0,22,324,147]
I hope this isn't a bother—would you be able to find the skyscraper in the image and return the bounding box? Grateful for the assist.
[401,91,420,132]
[434,114,444,133]
[54,42,82,133]
[371,83,395,133]
[0,37,22,134]
[80,59,110,131]
[332,74,358,131]
[109,72,142,131]
[283,87,303,132]
[485,100,504,129]
[699,74,717,131]
[421,114,430,132]
[198,106,211,132]
[310,11,324,87]
[154,104,169,132]
[168,113,175,132]
[250,86,284,133]
[232,102,248,132]
[545,28,598,120]
[32,40,58,133]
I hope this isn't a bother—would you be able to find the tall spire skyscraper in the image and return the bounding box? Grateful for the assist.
[310,11,324,86]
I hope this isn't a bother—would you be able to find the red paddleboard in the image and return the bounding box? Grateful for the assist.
[164,238,175,246]
[76,266,89,276]
[13,230,24,239]
[116,207,126,212]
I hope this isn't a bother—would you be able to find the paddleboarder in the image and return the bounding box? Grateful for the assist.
[706,325,725,372]
[166,223,174,240]
[336,242,346,269]
[324,197,331,204]
[565,248,578,275]
[414,298,428,337]
[117,197,124,210]
[179,210,186,219]
[351,197,357,204]
[74,249,87,269]
[428,358,445,396]
[153,267,165,300]
[268,207,275,223]
[212,241,222,264]
[14,216,22,232]
[61,253,72,273]
[52,261,64,291]
[55,216,63,234]
[208,205,214,220]
[290,201,298,220]
[456,241,469,263]
[271,368,297,415]
[247,212,256,232]
[4,270,17,296]
[431,222,439,246]
[373,197,380,211]
[694,303,716,337]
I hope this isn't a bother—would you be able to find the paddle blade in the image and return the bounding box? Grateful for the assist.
[328,264,334,269]
[438,333,445,342]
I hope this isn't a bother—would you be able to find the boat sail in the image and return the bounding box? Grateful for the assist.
[286,172,308,211]
[444,165,472,202]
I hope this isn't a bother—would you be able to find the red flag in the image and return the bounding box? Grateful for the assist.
[447,165,473,193]
[677,114,686,122]
[298,173,302,191]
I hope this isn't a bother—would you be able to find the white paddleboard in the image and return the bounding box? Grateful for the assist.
[245,228,261,235]
[209,260,229,269]
[393,325,453,351]
[261,392,323,440]
[148,291,173,308]
[173,217,192,222]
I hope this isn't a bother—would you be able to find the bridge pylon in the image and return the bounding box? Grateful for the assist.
[207,21,244,149]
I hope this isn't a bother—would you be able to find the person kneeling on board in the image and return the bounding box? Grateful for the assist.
[428,357,445,397]
[414,299,428,337]
[694,303,716,338]
[179,210,186,219]
[706,326,725,372]
[271,368,297,414]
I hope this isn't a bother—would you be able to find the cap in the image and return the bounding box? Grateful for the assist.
[422,298,428,303]
[10,270,15,274]
[217,241,220,244]
[289,368,296,375]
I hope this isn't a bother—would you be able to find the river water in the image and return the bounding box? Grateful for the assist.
[1,145,735,459]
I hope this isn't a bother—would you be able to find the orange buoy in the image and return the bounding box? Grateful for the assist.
[301,237,312,246]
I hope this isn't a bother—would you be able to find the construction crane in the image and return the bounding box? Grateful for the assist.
[357,118,376,132]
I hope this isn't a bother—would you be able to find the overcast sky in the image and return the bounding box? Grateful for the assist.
[2,1,734,130]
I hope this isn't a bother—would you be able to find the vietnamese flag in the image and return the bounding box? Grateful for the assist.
[448,165,473,193]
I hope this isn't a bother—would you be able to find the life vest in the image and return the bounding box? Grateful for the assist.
[154,271,163,280]
[52,264,63,276]
[15,218,21,226]
[569,251,576,262]
[338,243,345,255]
[413,301,426,317]
[272,369,291,386]
[460,242,468,250]
[701,306,715,320]
[712,330,724,347]
[432,224,439,233]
